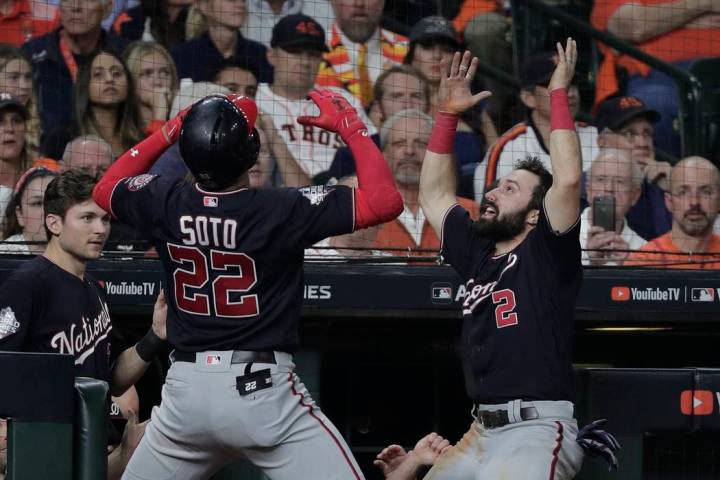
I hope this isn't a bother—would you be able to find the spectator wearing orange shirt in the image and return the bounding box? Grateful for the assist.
[374,108,479,254]
[625,156,720,269]
[0,0,57,47]
[592,0,720,157]
[316,0,408,108]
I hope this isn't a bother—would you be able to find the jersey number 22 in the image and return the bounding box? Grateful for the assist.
[168,244,259,317]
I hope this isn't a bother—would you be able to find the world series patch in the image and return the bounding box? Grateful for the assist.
[0,307,20,339]
[127,174,157,191]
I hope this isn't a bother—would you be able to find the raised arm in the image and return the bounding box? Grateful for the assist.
[298,90,403,229]
[607,0,716,43]
[92,105,190,214]
[419,51,491,237]
[545,38,582,233]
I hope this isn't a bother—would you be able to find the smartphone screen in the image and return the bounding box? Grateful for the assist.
[592,195,615,232]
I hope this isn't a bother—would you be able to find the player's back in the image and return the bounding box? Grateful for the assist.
[111,175,354,353]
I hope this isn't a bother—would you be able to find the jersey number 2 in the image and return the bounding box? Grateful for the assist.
[168,245,259,317]
[492,289,518,328]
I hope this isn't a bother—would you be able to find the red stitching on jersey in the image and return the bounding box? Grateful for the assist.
[548,421,564,479]
[287,373,362,479]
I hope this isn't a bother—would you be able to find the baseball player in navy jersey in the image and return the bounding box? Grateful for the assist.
[92,90,403,479]
[416,40,585,478]
[0,170,169,479]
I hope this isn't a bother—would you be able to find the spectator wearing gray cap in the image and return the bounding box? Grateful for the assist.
[0,94,32,222]
[405,16,497,197]
[595,95,672,241]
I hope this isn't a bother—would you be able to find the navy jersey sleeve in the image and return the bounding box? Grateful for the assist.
[531,203,582,277]
[109,174,176,234]
[280,185,355,249]
[0,275,36,351]
[440,204,493,280]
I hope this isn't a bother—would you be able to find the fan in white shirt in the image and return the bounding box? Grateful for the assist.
[581,148,645,266]
[258,14,376,179]
[474,51,598,201]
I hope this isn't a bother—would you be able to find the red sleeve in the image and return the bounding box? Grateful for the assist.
[144,119,166,136]
[92,130,172,215]
[345,130,403,229]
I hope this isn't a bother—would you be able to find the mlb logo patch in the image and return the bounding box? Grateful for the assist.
[431,282,454,304]
[203,196,218,207]
[206,355,222,365]
[691,288,714,302]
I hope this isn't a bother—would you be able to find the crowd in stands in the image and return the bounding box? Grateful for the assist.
[0,0,719,269]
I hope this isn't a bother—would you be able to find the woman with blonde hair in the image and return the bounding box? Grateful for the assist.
[73,50,144,157]
[0,45,42,156]
[124,41,179,134]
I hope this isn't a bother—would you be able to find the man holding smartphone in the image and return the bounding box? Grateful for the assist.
[582,148,646,265]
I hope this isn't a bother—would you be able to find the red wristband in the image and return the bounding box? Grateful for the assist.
[427,112,458,154]
[550,88,575,131]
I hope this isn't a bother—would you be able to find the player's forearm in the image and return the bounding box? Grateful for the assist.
[385,452,423,480]
[548,89,581,191]
[111,347,151,397]
[608,1,710,43]
[107,447,124,480]
[93,130,173,214]
[347,130,403,228]
[420,113,459,210]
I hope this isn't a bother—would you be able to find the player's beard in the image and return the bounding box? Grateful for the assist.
[473,203,529,242]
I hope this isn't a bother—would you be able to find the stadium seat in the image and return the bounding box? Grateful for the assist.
[0,352,75,480]
[74,377,109,480]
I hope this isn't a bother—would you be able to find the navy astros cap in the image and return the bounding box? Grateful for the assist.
[271,14,329,53]
[594,96,661,132]
[521,51,559,89]
[0,92,28,119]
[409,16,460,49]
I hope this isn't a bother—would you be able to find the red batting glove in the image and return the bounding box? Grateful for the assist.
[226,94,258,132]
[297,89,368,140]
[162,104,192,145]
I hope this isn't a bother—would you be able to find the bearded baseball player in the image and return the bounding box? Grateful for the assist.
[92,90,403,479]
[418,40,585,478]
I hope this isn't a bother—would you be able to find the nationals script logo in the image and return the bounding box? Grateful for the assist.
[461,253,518,315]
[50,301,112,365]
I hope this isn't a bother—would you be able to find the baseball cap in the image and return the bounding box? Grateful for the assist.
[594,96,661,132]
[521,51,559,89]
[409,16,460,49]
[271,14,329,53]
[0,92,28,119]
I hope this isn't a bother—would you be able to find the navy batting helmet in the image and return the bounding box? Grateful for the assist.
[179,95,260,191]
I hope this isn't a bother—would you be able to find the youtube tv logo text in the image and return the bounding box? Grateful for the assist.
[610,286,680,302]
[680,390,718,416]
